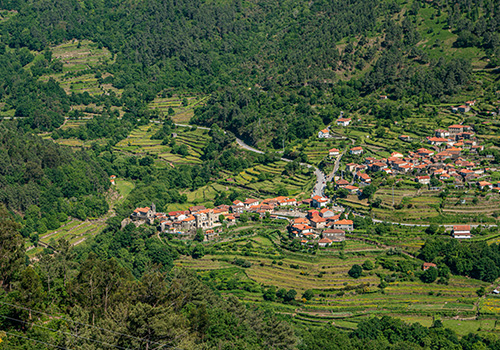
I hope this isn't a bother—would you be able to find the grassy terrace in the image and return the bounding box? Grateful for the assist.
[175,231,494,335]
[114,124,211,165]
[38,40,120,97]
[230,161,315,197]
[148,95,208,123]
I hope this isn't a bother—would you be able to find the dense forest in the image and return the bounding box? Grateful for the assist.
[0,0,496,143]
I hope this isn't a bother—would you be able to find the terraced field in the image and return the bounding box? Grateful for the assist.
[114,124,211,165]
[296,140,345,165]
[175,234,489,329]
[232,161,315,196]
[148,95,208,123]
[39,40,120,98]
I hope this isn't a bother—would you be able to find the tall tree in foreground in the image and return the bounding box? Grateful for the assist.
[0,205,23,291]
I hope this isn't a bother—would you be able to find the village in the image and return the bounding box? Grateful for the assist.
[125,101,496,247]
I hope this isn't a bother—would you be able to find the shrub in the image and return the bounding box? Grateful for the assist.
[348,264,363,278]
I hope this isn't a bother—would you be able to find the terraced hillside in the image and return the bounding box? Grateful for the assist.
[114,124,211,165]
[39,40,119,97]
[175,232,493,335]
[230,160,315,197]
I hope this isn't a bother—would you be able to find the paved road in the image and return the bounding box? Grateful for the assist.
[176,123,327,198]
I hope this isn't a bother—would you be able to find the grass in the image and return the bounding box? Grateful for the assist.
[114,124,211,165]
[174,226,493,331]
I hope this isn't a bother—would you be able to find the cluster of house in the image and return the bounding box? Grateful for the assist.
[332,123,497,191]
[130,196,323,239]
[288,207,353,247]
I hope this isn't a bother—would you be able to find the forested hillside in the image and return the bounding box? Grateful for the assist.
[0,0,497,143]
[1,0,500,348]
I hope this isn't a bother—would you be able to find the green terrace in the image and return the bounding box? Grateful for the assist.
[114,124,211,165]
[230,161,315,197]
[148,95,209,123]
[175,235,492,332]
[37,40,122,97]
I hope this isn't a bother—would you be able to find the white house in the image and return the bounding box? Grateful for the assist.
[415,176,430,185]
[350,147,363,155]
[329,148,340,157]
[336,118,351,127]
[318,128,330,138]
[452,225,471,239]
[312,195,329,208]
[318,238,332,247]
[243,199,260,209]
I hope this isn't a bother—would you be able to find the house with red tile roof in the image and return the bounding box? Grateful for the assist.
[333,219,354,231]
[356,171,371,185]
[350,146,363,155]
[423,262,437,271]
[336,118,352,127]
[415,175,430,185]
[312,195,329,208]
[318,128,330,138]
[329,148,340,157]
[452,225,471,239]
[323,229,345,242]
[318,238,333,247]
[310,216,328,229]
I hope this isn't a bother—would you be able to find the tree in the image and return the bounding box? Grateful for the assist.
[15,267,45,320]
[191,245,205,259]
[348,264,363,278]
[0,205,23,290]
[263,286,277,301]
[360,184,377,199]
[284,289,297,302]
[420,267,438,283]
[362,260,374,270]
[194,229,204,242]
[302,289,314,300]
[426,224,439,235]
[276,288,287,299]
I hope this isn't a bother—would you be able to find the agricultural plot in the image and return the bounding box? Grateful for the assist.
[176,234,490,328]
[33,219,106,251]
[147,95,208,123]
[232,161,315,197]
[295,139,345,165]
[114,124,211,165]
[38,40,121,98]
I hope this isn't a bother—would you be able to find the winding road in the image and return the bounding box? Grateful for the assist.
[176,123,328,198]
[175,122,497,229]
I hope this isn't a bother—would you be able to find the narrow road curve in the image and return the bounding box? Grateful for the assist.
[175,123,327,198]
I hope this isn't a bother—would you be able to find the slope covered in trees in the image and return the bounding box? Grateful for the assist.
[0,0,497,142]
[0,123,110,241]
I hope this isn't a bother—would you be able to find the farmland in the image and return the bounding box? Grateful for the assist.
[173,227,498,336]
[114,124,211,165]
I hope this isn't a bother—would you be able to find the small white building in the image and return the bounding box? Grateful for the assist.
[312,195,329,208]
[452,225,471,239]
[329,148,340,157]
[336,118,351,127]
[318,238,333,247]
[318,129,330,138]
[350,147,363,155]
